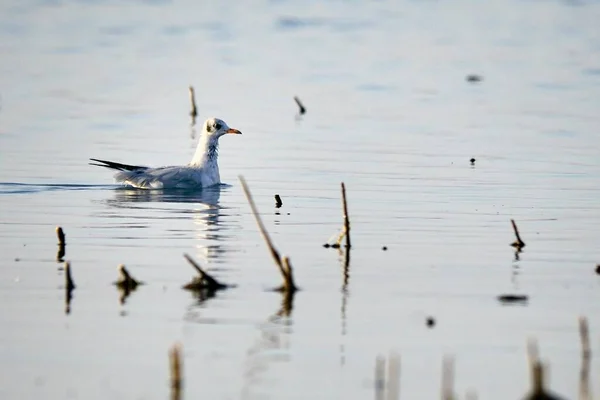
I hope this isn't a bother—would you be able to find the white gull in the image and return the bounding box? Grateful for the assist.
[90,117,242,189]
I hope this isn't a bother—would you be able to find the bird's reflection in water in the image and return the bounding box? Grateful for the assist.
[106,185,233,263]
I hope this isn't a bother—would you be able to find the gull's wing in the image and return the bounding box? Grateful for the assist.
[89,158,149,172]
[114,166,205,189]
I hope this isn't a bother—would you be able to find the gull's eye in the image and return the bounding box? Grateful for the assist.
[214,122,222,130]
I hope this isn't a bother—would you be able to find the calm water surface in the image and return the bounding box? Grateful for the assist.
[1,0,600,399]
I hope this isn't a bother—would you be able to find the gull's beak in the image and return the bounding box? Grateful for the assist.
[226,128,242,135]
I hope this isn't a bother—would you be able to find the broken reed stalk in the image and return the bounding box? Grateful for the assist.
[441,356,455,400]
[188,85,198,125]
[293,96,306,115]
[332,182,352,248]
[531,361,546,397]
[341,182,351,248]
[386,352,400,400]
[56,226,66,245]
[182,253,226,291]
[510,219,526,248]
[169,343,183,400]
[114,264,140,290]
[238,175,297,292]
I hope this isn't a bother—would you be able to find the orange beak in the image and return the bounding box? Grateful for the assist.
[226,128,242,134]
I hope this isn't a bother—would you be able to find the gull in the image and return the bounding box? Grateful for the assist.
[90,117,242,189]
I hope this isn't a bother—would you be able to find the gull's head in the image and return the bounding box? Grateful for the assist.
[203,117,242,139]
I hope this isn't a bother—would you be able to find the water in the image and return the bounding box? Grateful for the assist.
[1,0,600,399]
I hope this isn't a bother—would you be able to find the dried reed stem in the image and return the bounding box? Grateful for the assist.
[510,219,526,248]
[239,175,297,292]
[441,356,455,400]
[169,343,183,400]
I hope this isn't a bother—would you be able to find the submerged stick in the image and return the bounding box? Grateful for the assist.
[239,175,297,292]
[169,343,183,400]
[182,253,227,291]
[293,96,306,115]
[188,86,198,126]
[510,219,526,249]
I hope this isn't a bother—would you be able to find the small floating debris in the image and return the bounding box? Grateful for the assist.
[293,95,306,115]
[470,158,476,165]
[239,175,298,293]
[497,294,528,304]
[510,219,526,249]
[382,246,388,251]
[169,343,183,400]
[595,264,600,275]
[182,253,229,292]
[426,316,436,328]
[274,194,283,208]
[466,74,483,83]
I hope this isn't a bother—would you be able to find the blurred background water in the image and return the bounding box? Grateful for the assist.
[1,0,599,399]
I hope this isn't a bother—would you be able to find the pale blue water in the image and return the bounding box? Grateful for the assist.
[1,1,599,399]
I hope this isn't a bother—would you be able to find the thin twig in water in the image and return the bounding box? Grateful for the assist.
[510,219,526,249]
[169,343,183,400]
[239,175,297,292]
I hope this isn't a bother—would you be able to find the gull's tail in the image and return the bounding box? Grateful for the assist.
[89,158,148,172]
